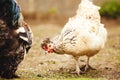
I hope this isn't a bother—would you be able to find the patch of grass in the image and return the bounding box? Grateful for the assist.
[48,7,58,14]
[61,78,106,80]
[115,54,120,63]
[100,0,120,18]
[0,77,107,80]
[11,68,107,80]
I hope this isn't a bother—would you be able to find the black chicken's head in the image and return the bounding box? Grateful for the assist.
[41,38,55,53]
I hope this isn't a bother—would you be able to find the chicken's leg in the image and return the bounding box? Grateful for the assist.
[71,57,84,75]
[75,58,81,75]
[84,57,95,72]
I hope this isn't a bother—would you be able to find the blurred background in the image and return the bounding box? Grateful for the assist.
[17,0,120,25]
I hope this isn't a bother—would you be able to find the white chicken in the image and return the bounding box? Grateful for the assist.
[41,0,107,75]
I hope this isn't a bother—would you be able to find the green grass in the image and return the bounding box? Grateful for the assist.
[9,71,107,80]
[100,0,120,18]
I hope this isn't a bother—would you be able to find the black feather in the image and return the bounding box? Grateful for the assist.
[0,0,32,79]
[0,0,20,29]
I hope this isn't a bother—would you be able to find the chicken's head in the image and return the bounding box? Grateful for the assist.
[41,38,55,53]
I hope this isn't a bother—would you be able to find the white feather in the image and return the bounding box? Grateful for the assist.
[16,27,25,33]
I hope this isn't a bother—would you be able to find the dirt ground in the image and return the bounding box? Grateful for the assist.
[15,18,120,80]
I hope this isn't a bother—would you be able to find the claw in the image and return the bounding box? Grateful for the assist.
[71,70,85,75]
[12,74,20,78]
[81,64,96,72]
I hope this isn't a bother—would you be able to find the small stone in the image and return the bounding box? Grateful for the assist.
[37,74,42,77]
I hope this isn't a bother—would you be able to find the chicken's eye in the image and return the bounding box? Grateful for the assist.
[48,45,51,48]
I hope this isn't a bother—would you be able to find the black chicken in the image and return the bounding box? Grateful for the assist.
[0,0,33,79]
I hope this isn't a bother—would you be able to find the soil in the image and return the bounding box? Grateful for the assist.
[17,18,120,80]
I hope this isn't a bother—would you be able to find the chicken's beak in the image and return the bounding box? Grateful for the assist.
[47,49,54,53]
[47,44,55,53]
